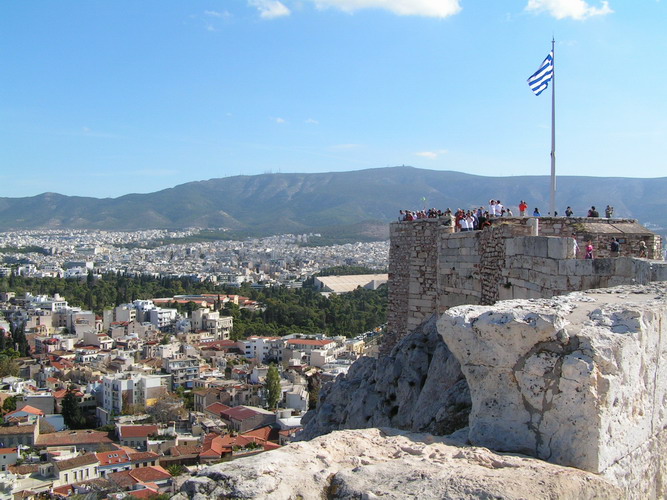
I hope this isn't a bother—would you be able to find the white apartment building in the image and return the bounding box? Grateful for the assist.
[101,373,170,415]
[148,307,177,329]
[243,336,283,362]
[162,356,200,389]
[113,304,137,323]
[191,308,233,340]
[26,293,68,312]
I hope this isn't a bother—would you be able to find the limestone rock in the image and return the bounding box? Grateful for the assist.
[175,428,621,499]
[299,315,470,440]
[437,282,667,498]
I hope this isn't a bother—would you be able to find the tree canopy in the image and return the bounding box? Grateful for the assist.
[61,389,86,429]
[265,364,281,410]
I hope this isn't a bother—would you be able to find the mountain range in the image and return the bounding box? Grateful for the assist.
[1,167,665,240]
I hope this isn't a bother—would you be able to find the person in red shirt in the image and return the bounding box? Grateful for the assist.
[519,200,528,217]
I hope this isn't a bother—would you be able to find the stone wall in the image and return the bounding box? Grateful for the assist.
[437,284,667,498]
[384,217,664,354]
[387,219,443,351]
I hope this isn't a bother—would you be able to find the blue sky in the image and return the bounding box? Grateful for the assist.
[1,0,665,198]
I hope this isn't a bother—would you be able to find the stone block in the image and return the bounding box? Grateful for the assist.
[505,239,516,256]
[613,258,636,278]
[527,237,549,258]
[574,260,594,276]
[652,264,667,282]
[548,237,569,260]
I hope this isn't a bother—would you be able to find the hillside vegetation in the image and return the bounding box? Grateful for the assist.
[1,167,665,239]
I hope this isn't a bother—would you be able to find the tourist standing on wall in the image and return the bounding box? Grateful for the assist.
[519,200,528,217]
[588,206,600,217]
[639,240,648,257]
[533,207,541,217]
[565,206,573,217]
[585,241,594,259]
[571,234,580,258]
[605,205,614,218]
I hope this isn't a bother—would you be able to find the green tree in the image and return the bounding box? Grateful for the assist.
[2,395,17,414]
[307,374,321,411]
[166,464,186,476]
[265,364,281,410]
[0,356,20,378]
[175,386,194,410]
[61,389,86,429]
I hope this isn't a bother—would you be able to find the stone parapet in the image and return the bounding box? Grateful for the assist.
[385,217,664,353]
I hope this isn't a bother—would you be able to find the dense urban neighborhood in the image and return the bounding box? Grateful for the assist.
[0,229,388,498]
[0,229,388,287]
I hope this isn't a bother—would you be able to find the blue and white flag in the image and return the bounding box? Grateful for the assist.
[527,51,554,96]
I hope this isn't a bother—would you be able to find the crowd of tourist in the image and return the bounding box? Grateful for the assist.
[400,200,616,230]
[400,200,517,231]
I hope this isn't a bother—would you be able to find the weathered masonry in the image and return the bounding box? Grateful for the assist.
[385,216,665,354]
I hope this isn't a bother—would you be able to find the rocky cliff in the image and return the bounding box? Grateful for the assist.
[178,282,667,499]
[174,428,621,500]
[299,315,470,439]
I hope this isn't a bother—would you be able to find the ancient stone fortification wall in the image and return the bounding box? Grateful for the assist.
[387,219,443,344]
[385,217,664,353]
[437,284,667,499]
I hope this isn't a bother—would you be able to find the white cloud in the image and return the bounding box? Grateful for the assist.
[305,118,319,124]
[204,10,231,18]
[416,149,447,159]
[525,0,613,20]
[306,0,461,17]
[249,0,291,19]
[273,117,287,124]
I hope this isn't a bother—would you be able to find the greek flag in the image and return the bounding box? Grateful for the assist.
[527,51,553,96]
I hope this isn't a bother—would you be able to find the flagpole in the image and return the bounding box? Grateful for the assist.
[550,38,556,216]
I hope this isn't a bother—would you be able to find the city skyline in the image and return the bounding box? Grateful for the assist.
[2,0,666,199]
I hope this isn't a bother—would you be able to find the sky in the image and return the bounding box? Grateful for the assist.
[1,0,666,199]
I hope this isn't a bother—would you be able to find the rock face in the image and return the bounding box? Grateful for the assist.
[175,428,621,500]
[299,315,470,440]
[437,283,667,498]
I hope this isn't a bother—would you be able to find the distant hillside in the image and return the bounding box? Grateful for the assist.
[1,167,665,240]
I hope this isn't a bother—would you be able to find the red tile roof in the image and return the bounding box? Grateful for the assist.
[54,454,99,471]
[242,425,272,442]
[0,425,36,436]
[204,402,231,416]
[129,465,171,483]
[169,444,201,457]
[221,406,262,421]
[286,339,334,347]
[6,405,45,417]
[128,451,160,463]
[200,433,226,458]
[95,450,130,466]
[36,429,113,447]
[53,389,83,399]
[108,470,137,489]
[119,425,158,439]
[128,488,160,499]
